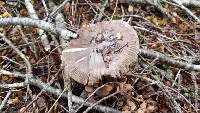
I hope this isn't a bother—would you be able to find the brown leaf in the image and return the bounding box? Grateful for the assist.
[131,105,137,111]
[122,105,130,111]
[147,105,157,113]
[30,58,36,64]
[137,108,146,113]
[96,85,114,97]
[85,85,94,93]
[127,99,135,107]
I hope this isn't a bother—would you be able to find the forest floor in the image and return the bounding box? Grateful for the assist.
[0,0,200,113]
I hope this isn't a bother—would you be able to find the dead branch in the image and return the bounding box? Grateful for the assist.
[48,1,73,111]
[121,0,200,7]
[49,0,70,18]
[0,82,26,88]
[0,69,25,78]
[171,0,200,7]
[140,49,200,71]
[0,70,122,113]
[74,83,114,112]
[21,68,60,113]
[0,91,12,112]
[94,0,109,22]
[0,33,32,74]
[83,91,121,113]
[25,0,50,51]
[48,0,68,49]
[0,17,77,39]
[170,0,200,24]
[28,76,122,113]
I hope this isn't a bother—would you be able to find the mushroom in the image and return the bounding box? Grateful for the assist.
[61,20,139,85]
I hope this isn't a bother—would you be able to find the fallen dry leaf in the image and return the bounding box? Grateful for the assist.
[122,105,130,111]
[137,108,146,113]
[96,84,114,97]
[1,75,9,81]
[8,97,19,105]
[127,100,134,106]
[131,105,137,111]
[85,85,94,93]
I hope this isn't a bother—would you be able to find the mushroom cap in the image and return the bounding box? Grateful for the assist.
[61,20,139,85]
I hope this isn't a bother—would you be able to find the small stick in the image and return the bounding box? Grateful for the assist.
[140,49,200,71]
[25,0,50,51]
[0,33,32,74]
[0,91,12,112]
[83,91,121,113]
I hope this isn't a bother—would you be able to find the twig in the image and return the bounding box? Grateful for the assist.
[47,87,68,113]
[172,70,181,87]
[0,91,12,112]
[111,0,119,19]
[48,0,69,49]
[175,0,200,7]
[28,76,122,113]
[94,0,109,22]
[0,69,25,78]
[21,67,62,113]
[0,70,122,113]
[133,26,173,41]
[167,85,197,112]
[1,32,33,102]
[130,74,183,113]
[17,26,38,59]
[0,42,33,51]
[71,0,76,17]
[63,70,73,112]
[0,17,77,39]
[75,83,116,113]
[139,49,200,71]
[4,6,37,59]
[0,33,32,74]
[0,82,26,88]
[0,56,23,66]
[189,72,198,111]
[49,0,70,18]
[83,91,121,113]
[170,0,200,24]
[25,0,50,51]
[163,87,183,113]
[67,78,73,112]
[122,0,200,7]
[41,0,49,16]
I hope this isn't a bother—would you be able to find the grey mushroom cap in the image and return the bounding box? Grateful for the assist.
[61,20,139,85]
